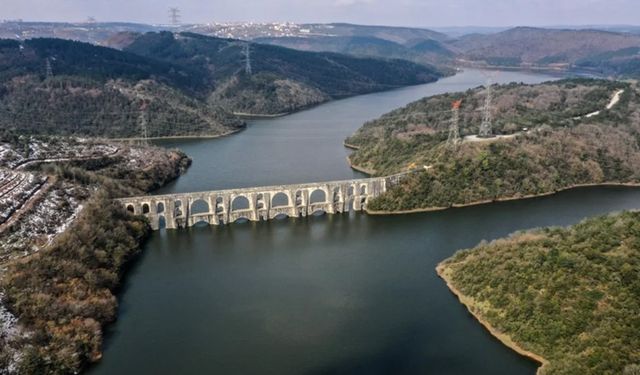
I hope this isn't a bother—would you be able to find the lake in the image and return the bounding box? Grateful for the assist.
[89,69,640,375]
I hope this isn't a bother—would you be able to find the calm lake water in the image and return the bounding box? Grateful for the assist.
[89,69,640,375]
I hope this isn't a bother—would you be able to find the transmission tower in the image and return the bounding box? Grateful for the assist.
[242,43,252,75]
[447,100,462,148]
[45,57,53,79]
[168,7,181,25]
[138,100,149,144]
[479,77,494,138]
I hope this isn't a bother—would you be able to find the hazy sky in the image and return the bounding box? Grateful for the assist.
[2,0,639,27]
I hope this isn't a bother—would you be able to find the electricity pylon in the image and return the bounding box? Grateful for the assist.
[138,99,149,144]
[447,100,462,148]
[479,71,500,138]
[242,43,252,75]
[168,7,181,25]
[45,57,53,79]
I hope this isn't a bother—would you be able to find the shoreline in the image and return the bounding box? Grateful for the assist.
[232,75,447,121]
[343,142,361,150]
[435,263,549,374]
[366,181,640,215]
[233,112,290,118]
[455,61,603,78]
[346,156,376,175]
[112,127,245,142]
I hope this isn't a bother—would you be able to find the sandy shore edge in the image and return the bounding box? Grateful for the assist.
[436,263,549,374]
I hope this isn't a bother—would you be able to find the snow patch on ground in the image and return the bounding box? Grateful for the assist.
[0,292,21,373]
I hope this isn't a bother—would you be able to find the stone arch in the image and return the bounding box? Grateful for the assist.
[142,203,150,214]
[332,186,341,203]
[126,204,134,214]
[274,213,289,220]
[256,193,265,209]
[346,186,356,211]
[309,189,327,204]
[231,195,250,211]
[157,202,165,213]
[359,185,368,206]
[310,207,326,215]
[215,196,224,213]
[191,198,210,215]
[174,200,183,217]
[295,190,303,206]
[271,192,290,207]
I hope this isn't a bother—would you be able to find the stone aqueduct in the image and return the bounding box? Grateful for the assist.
[118,174,407,230]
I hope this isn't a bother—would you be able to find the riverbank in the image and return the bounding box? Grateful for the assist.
[112,127,245,142]
[366,181,640,215]
[436,263,549,374]
[234,112,289,118]
[343,142,361,150]
[346,156,376,175]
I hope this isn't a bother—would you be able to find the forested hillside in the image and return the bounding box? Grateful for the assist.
[0,38,243,138]
[448,27,640,77]
[438,211,640,374]
[124,32,443,115]
[0,33,442,136]
[345,79,640,211]
[0,134,192,373]
[254,35,455,67]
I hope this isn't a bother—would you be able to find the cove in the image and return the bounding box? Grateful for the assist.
[88,69,640,375]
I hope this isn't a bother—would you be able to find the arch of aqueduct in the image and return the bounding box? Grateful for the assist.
[118,174,407,230]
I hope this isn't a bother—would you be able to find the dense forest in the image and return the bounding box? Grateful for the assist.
[2,193,148,373]
[343,79,640,211]
[448,27,640,75]
[438,211,640,374]
[0,38,243,138]
[0,137,191,373]
[124,32,443,114]
[0,34,442,137]
[254,35,456,67]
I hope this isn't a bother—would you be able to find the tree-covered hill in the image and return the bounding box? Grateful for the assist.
[345,79,640,211]
[0,38,203,93]
[448,27,640,77]
[0,33,443,137]
[124,32,443,115]
[254,35,455,67]
[438,211,640,374]
[0,38,243,138]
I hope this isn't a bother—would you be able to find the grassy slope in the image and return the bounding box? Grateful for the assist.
[438,211,640,374]
[344,79,640,212]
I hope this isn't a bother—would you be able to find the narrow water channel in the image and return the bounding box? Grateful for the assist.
[89,69,640,375]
